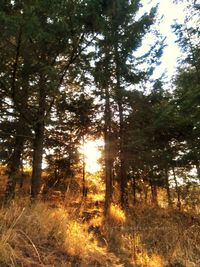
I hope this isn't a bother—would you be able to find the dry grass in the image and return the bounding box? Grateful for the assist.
[99,204,200,267]
[108,204,126,225]
[0,198,123,267]
[0,194,200,267]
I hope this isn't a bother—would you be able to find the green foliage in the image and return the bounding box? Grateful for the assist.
[0,0,199,208]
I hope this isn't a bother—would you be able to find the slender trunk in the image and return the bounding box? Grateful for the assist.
[82,135,87,198]
[164,168,173,208]
[132,175,137,205]
[104,136,113,213]
[118,98,128,209]
[195,160,200,183]
[6,50,29,202]
[31,121,44,198]
[142,177,148,204]
[104,87,113,215]
[4,134,24,203]
[144,188,148,204]
[19,162,24,189]
[31,78,46,199]
[114,43,128,209]
[172,166,181,209]
[149,177,158,206]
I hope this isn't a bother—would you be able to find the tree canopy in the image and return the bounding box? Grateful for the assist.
[0,0,199,212]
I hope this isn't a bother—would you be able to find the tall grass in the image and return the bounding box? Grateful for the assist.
[100,204,200,267]
[0,196,199,267]
[0,199,122,267]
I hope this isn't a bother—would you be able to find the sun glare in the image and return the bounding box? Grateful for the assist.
[81,139,103,173]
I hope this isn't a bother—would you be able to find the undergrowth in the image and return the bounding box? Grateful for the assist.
[0,199,121,267]
[100,204,200,267]
[0,198,199,267]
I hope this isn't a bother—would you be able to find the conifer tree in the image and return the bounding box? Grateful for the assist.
[95,0,160,210]
[0,0,101,199]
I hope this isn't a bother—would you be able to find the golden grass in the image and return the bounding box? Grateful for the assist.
[108,204,126,225]
[0,198,123,267]
[99,204,200,267]
[0,193,199,267]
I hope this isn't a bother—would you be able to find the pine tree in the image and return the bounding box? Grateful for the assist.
[95,0,159,210]
[173,5,200,182]
[0,0,101,199]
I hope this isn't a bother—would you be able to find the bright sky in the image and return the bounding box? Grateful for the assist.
[155,0,187,79]
[140,0,187,80]
[81,139,103,173]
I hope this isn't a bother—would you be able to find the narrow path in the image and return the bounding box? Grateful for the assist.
[76,193,133,267]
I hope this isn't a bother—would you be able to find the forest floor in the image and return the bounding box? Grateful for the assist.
[0,188,200,267]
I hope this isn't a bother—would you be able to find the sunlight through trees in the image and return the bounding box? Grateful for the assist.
[0,1,199,265]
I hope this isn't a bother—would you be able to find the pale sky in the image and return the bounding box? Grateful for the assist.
[80,139,103,173]
[155,0,187,79]
[140,0,187,80]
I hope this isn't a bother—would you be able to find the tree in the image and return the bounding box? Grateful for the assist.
[173,6,200,182]
[95,0,160,209]
[0,0,101,199]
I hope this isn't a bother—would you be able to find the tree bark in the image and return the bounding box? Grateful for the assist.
[149,177,158,206]
[119,110,128,208]
[82,135,88,198]
[142,176,148,204]
[104,87,113,215]
[4,133,24,203]
[114,42,128,209]
[31,78,46,199]
[164,168,173,208]
[195,160,200,183]
[118,97,128,209]
[132,175,137,205]
[31,121,44,198]
[172,166,181,210]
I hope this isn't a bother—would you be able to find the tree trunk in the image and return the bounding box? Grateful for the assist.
[31,121,44,198]
[149,177,158,206]
[132,175,137,205]
[164,168,173,208]
[144,188,148,204]
[118,92,128,209]
[104,87,113,215]
[114,43,128,209]
[142,177,148,204]
[172,166,181,210]
[6,52,29,203]
[104,138,113,214]
[195,160,200,183]
[118,99,128,209]
[4,133,24,203]
[31,79,46,199]
[82,135,88,198]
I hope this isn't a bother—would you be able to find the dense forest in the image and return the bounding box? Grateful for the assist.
[0,1,199,266]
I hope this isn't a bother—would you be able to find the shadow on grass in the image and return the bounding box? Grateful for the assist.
[95,205,200,267]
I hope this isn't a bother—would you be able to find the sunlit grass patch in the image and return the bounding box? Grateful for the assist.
[108,204,126,225]
[0,199,124,266]
[136,253,164,267]
[0,195,199,267]
[127,205,200,266]
[102,216,164,266]
[89,192,104,203]
[100,204,200,267]
[61,216,122,266]
[89,215,103,227]
[120,233,164,267]
[63,221,106,265]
